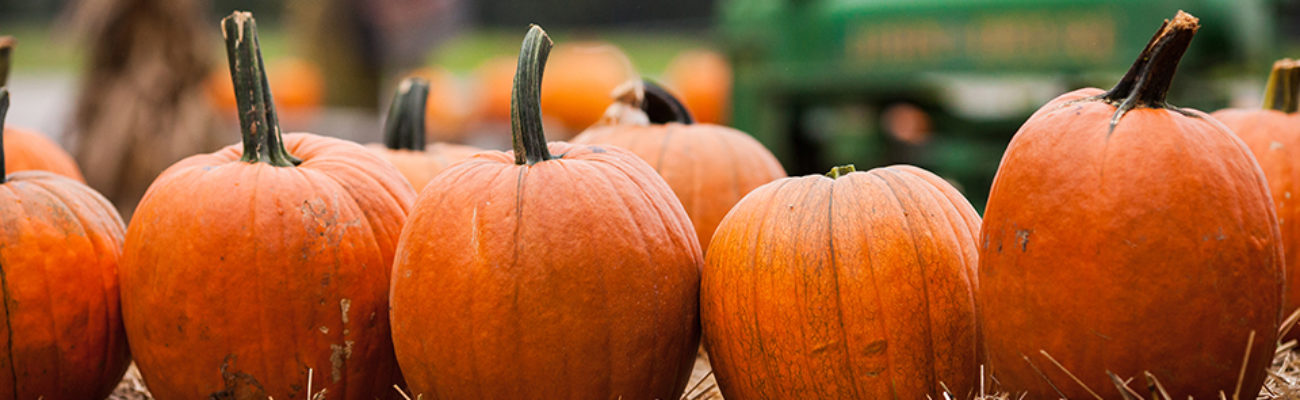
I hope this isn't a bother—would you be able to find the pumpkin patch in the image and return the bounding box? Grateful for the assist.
[5,4,1300,399]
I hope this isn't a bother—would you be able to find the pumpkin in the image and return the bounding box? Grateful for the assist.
[390,25,701,399]
[404,67,478,144]
[473,55,517,124]
[539,41,637,136]
[663,48,731,125]
[206,55,324,123]
[0,37,84,182]
[3,127,85,183]
[1212,59,1300,340]
[120,13,412,399]
[573,80,785,250]
[979,12,1281,399]
[701,164,981,399]
[0,88,131,400]
[367,76,480,191]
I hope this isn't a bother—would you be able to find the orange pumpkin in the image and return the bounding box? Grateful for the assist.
[0,88,131,400]
[1213,59,1300,339]
[390,25,701,399]
[574,80,785,250]
[0,37,84,182]
[663,48,731,125]
[121,13,412,399]
[473,55,517,123]
[406,67,478,143]
[207,56,323,119]
[539,41,637,136]
[980,12,1280,398]
[3,127,85,182]
[368,76,480,191]
[702,164,981,399]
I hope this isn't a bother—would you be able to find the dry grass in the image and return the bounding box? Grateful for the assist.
[105,333,1300,400]
[108,364,150,400]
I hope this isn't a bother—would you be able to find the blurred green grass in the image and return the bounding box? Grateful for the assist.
[6,22,714,77]
[6,23,82,74]
[429,28,716,76]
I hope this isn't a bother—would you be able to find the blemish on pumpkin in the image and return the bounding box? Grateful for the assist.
[319,326,329,334]
[590,146,606,153]
[809,341,835,354]
[1015,229,1032,252]
[210,354,269,400]
[864,367,885,377]
[863,339,887,355]
[340,298,351,325]
[1272,141,1284,151]
[329,340,354,383]
[469,208,480,249]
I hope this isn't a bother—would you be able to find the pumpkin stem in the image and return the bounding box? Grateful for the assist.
[222,11,300,167]
[825,164,856,179]
[0,37,13,87]
[0,88,8,183]
[642,79,695,125]
[1263,59,1300,113]
[1098,11,1198,129]
[384,77,431,151]
[511,24,554,165]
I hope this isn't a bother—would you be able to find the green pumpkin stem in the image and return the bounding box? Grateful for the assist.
[825,164,856,179]
[511,25,554,165]
[0,37,13,87]
[0,88,8,183]
[1263,59,1300,113]
[1098,11,1198,130]
[222,11,300,167]
[384,77,431,151]
[641,79,695,125]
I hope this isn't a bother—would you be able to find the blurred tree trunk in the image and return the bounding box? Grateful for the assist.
[65,0,225,220]
[288,0,381,110]
[287,0,465,111]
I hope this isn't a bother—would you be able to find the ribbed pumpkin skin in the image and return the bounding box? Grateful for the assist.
[980,88,1281,399]
[0,171,129,399]
[391,142,702,399]
[702,165,981,399]
[121,133,413,399]
[366,142,479,192]
[573,123,785,249]
[4,127,84,182]
[1213,109,1300,329]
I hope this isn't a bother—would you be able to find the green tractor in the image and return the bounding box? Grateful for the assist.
[721,0,1276,209]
